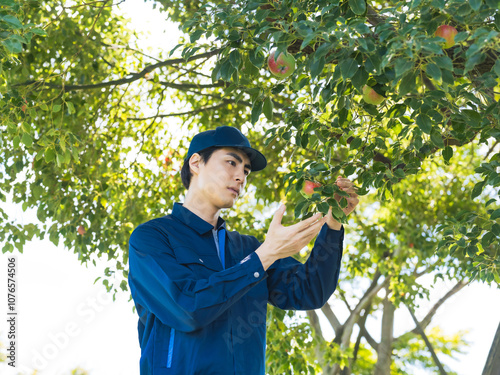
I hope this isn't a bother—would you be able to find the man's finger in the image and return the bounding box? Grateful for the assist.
[270,204,286,228]
[301,216,327,238]
[292,212,324,232]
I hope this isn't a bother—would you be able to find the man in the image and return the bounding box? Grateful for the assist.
[128,126,359,374]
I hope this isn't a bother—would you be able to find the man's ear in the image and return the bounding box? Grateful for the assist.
[189,153,202,176]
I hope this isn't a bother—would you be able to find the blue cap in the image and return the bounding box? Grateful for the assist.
[184,126,267,172]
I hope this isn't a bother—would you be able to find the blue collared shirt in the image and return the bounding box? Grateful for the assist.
[128,203,344,374]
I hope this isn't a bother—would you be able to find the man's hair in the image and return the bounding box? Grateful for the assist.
[181,146,218,189]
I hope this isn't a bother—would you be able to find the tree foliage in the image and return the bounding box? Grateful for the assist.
[1,0,499,373]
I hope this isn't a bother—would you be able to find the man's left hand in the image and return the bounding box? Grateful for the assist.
[325,177,360,230]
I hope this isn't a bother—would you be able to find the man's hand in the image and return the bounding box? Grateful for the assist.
[255,204,328,270]
[325,177,360,231]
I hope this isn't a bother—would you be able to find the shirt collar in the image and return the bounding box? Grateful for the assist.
[172,202,226,235]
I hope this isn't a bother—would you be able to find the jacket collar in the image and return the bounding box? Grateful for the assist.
[172,202,226,235]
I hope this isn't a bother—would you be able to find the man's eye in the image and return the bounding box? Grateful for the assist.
[228,160,235,166]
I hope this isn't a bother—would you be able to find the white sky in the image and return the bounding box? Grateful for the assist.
[1,1,500,374]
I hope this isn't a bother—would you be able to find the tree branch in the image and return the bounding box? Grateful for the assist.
[13,47,225,92]
[374,288,395,375]
[321,303,342,334]
[159,81,227,90]
[127,102,229,121]
[336,276,388,347]
[411,280,468,333]
[406,305,448,375]
[357,314,379,351]
[394,280,468,345]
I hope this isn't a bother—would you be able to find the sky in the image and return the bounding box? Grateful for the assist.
[1,1,500,374]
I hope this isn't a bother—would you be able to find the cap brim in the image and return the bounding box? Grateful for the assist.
[184,144,267,172]
[238,147,267,172]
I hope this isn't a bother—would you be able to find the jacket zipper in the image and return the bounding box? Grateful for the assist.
[167,327,175,368]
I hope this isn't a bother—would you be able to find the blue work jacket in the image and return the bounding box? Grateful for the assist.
[128,202,344,375]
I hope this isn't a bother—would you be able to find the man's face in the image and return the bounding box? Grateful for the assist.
[190,147,252,209]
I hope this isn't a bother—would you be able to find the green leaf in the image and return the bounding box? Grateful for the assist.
[249,49,265,68]
[348,0,366,15]
[56,152,65,166]
[310,56,325,80]
[433,56,454,71]
[229,50,241,69]
[263,97,273,121]
[0,15,22,29]
[349,137,362,150]
[430,128,445,148]
[394,58,414,78]
[2,38,22,53]
[481,232,496,248]
[393,168,405,178]
[318,202,330,215]
[21,133,32,148]
[425,63,442,81]
[442,146,453,163]
[387,104,406,118]
[251,99,263,124]
[66,101,75,114]
[470,0,482,11]
[491,209,500,220]
[493,59,500,78]
[485,199,496,208]
[13,135,20,148]
[44,148,55,162]
[52,104,61,113]
[492,223,500,236]
[399,71,416,96]
[471,180,486,199]
[416,114,432,134]
[340,58,359,79]
[351,67,368,91]
[294,200,308,219]
[30,27,47,36]
[190,29,205,43]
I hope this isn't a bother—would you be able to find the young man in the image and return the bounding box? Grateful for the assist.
[128,126,359,374]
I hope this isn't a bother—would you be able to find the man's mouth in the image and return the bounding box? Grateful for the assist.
[228,187,239,196]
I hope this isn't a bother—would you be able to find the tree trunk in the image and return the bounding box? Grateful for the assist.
[374,291,395,375]
[482,321,500,375]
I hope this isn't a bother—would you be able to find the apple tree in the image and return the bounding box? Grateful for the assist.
[1,0,499,373]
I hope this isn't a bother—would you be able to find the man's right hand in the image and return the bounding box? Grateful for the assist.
[255,204,328,270]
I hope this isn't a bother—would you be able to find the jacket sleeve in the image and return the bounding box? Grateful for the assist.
[266,223,344,310]
[127,222,267,333]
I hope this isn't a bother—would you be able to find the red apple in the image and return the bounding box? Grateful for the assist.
[268,49,296,79]
[77,225,86,235]
[362,85,385,105]
[435,25,458,49]
[302,180,322,197]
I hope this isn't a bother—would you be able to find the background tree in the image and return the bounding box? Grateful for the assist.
[1,0,499,373]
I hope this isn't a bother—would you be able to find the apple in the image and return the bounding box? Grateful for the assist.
[435,25,458,49]
[362,85,385,105]
[302,180,322,197]
[267,49,296,79]
[77,225,86,235]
